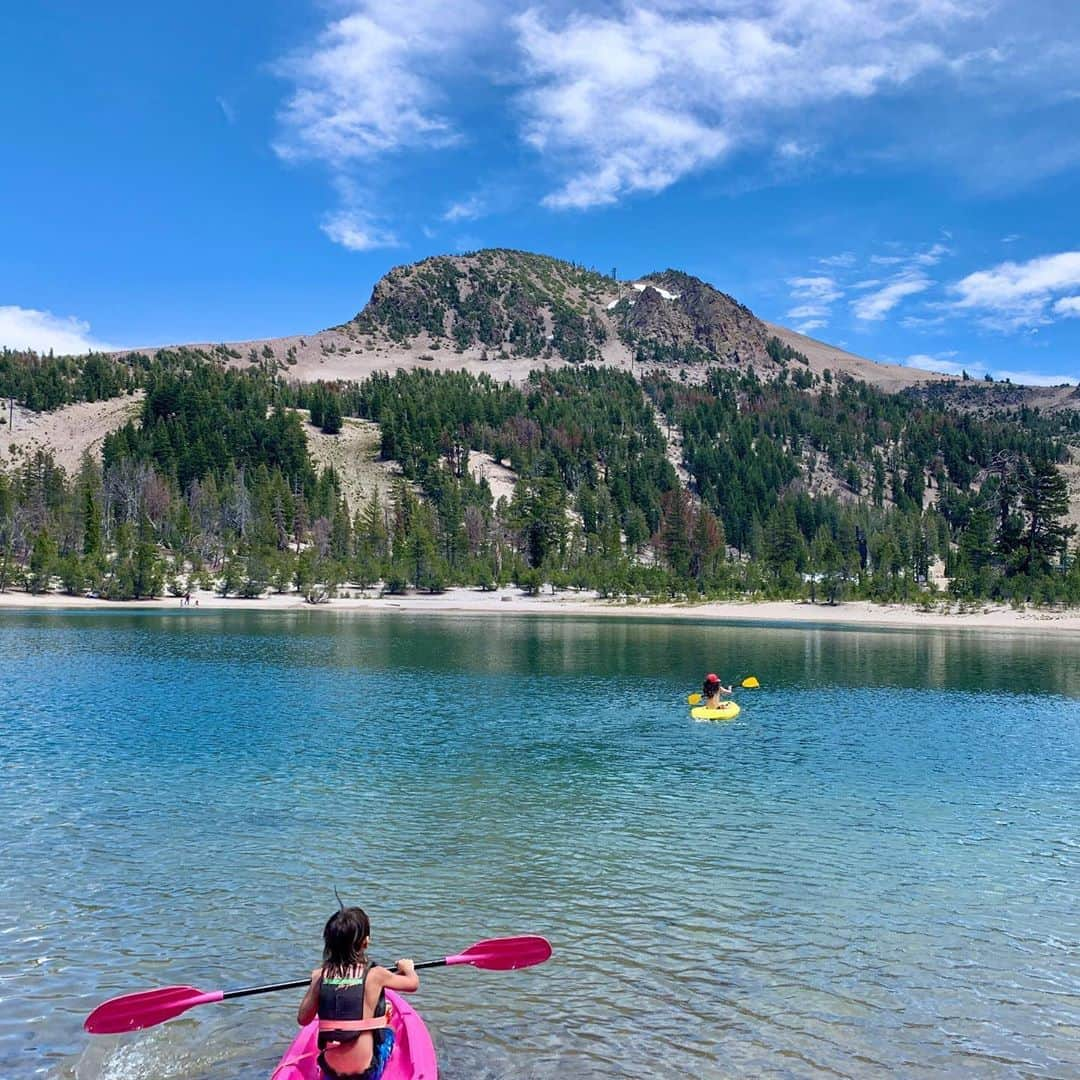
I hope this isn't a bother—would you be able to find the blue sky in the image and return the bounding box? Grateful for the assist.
[2,0,1079,384]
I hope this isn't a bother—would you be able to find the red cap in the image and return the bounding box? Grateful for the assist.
[704,673,720,685]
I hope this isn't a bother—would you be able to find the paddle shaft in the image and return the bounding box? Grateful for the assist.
[222,978,309,1001]
[222,958,446,1000]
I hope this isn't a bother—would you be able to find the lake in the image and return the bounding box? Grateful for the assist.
[1,610,1078,1078]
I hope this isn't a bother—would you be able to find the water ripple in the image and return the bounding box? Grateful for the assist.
[0,612,1077,1078]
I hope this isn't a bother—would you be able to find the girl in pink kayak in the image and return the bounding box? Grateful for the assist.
[702,672,733,708]
[296,907,419,1080]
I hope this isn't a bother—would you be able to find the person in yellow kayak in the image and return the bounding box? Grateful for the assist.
[702,672,733,707]
[297,906,419,1080]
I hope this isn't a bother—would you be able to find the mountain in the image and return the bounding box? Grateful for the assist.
[126,249,960,393]
[5,248,1079,609]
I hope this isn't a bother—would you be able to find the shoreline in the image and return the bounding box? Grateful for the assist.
[3,586,1080,633]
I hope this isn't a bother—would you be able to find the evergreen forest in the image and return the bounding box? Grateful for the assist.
[2,345,1078,606]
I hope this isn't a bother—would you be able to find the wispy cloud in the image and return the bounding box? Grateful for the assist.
[273,1,481,166]
[870,241,950,269]
[903,351,1077,386]
[273,0,489,248]
[513,0,974,209]
[776,139,816,160]
[990,368,1078,386]
[0,305,116,355]
[911,242,950,266]
[905,352,966,375]
[272,0,1076,242]
[853,275,932,320]
[216,96,236,125]
[442,194,487,223]
[950,250,1080,328]
[818,252,857,268]
[786,275,843,332]
[320,210,398,251]
[844,241,952,320]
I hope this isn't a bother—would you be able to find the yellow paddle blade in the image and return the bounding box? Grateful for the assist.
[740,677,760,689]
[687,693,702,705]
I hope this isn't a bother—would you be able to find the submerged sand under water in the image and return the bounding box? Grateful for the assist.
[1,611,1077,1078]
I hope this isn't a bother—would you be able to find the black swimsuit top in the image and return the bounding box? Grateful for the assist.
[317,963,387,1049]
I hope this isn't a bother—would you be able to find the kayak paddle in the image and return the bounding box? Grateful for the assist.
[687,676,760,704]
[84,934,552,1035]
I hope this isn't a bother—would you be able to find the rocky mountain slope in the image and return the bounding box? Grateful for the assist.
[126,249,960,392]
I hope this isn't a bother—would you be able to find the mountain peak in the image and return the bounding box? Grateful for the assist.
[343,249,778,370]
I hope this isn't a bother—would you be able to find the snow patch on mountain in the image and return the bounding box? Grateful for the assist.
[606,282,682,309]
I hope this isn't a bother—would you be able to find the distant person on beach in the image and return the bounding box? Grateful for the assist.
[296,906,419,1080]
[702,673,732,707]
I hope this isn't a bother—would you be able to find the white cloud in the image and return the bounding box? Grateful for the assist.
[950,250,1080,328]
[903,352,1077,386]
[843,242,951,319]
[852,275,932,320]
[271,1,1078,236]
[320,210,398,251]
[777,139,815,159]
[273,0,490,244]
[786,274,843,331]
[1054,295,1080,317]
[0,306,115,355]
[871,241,950,269]
[912,242,950,266]
[788,276,842,303]
[443,195,487,222]
[273,1,485,166]
[818,252,857,268]
[514,0,972,208]
[992,368,1078,386]
[217,96,236,125]
[905,352,968,375]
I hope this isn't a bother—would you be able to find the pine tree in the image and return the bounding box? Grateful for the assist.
[82,485,101,556]
[357,488,389,564]
[321,393,343,435]
[330,497,352,561]
[510,477,567,568]
[872,452,886,508]
[132,519,163,598]
[658,488,693,579]
[690,505,724,586]
[1020,459,1075,576]
[28,531,56,594]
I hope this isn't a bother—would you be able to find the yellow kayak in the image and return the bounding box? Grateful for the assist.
[691,702,741,721]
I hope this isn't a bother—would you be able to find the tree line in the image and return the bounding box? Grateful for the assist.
[1,351,1077,606]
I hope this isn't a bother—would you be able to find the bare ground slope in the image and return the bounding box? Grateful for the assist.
[296,411,404,512]
[764,323,950,390]
[1,394,143,475]
[134,319,948,393]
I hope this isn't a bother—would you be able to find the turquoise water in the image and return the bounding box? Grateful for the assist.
[1,611,1079,1079]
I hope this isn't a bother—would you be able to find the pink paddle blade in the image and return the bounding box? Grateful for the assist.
[84,985,223,1034]
[446,935,552,971]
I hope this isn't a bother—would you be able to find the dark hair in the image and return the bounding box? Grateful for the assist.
[703,674,721,693]
[323,906,371,977]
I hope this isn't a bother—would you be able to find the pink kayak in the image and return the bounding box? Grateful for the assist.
[272,989,437,1079]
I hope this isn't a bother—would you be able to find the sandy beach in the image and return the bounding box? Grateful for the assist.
[3,585,1080,632]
